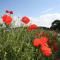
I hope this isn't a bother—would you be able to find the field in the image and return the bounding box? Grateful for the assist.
[0,27,60,60]
[0,12,60,60]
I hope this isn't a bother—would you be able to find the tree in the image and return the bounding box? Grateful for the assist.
[50,20,60,30]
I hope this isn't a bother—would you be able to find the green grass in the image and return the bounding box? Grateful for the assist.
[0,27,59,60]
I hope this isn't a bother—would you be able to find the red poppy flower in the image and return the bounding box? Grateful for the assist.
[41,46,52,57]
[9,11,13,14]
[2,15,12,25]
[33,37,48,47]
[41,43,49,47]
[39,37,48,45]
[5,10,10,13]
[27,24,38,31]
[43,49,52,57]
[33,38,40,47]
[21,16,30,24]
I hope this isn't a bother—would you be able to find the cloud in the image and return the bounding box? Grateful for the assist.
[38,13,60,28]
[28,13,60,28]
[41,8,54,14]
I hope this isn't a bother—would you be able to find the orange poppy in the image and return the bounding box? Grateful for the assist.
[41,46,52,57]
[2,15,12,25]
[27,24,38,31]
[21,16,30,24]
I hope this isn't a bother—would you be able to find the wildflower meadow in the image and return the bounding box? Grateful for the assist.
[0,10,60,60]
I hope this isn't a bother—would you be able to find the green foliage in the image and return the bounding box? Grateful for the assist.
[0,27,59,60]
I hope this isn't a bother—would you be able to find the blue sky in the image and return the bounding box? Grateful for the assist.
[0,0,60,17]
[0,0,60,27]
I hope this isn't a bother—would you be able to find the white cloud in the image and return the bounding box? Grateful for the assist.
[38,13,60,28]
[41,8,54,14]
[28,13,60,28]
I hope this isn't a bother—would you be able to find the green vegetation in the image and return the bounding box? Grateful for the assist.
[0,27,59,60]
